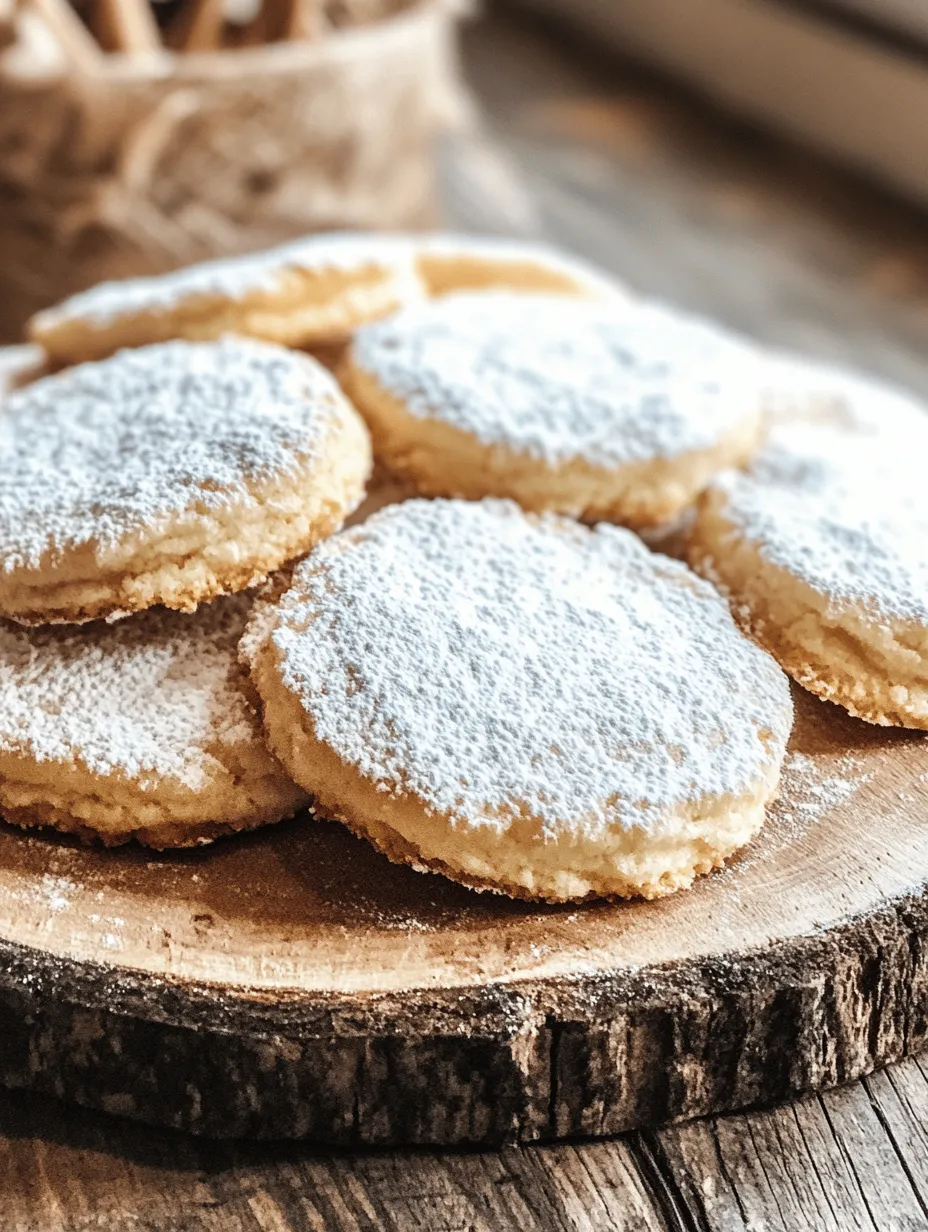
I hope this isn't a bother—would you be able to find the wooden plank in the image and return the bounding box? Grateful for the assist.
[9,1072,928,1230]
[313,1146,670,1231]
[464,12,928,393]
[654,1099,878,1231]
[0,1085,673,1232]
[518,1142,673,1230]
[512,0,928,209]
[818,1082,928,1226]
[438,130,542,238]
[822,0,928,42]
[861,1057,928,1201]
[645,1059,928,1230]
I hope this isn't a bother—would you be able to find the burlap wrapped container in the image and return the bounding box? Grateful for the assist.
[0,0,464,340]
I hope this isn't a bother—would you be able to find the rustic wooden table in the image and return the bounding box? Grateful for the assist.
[7,8,928,1229]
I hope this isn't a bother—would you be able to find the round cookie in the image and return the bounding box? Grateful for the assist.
[0,337,371,625]
[689,359,928,728]
[0,344,46,394]
[341,292,764,526]
[0,595,307,848]
[246,499,793,903]
[413,234,628,300]
[29,233,423,368]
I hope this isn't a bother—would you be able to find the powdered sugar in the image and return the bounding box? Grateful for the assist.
[714,358,928,623]
[712,744,874,886]
[772,750,871,829]
[0,595,262,790]
[350,292,761,468]
[0,338,347,572]
[32,233,417,330]
[269,499,792,836]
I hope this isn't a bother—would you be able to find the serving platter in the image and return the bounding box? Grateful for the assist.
[0,686,926,1144]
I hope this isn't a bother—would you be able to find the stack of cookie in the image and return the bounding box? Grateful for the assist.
[0,333,371,848]
[4,230,921,903]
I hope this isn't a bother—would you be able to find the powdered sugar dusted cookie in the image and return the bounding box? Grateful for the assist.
[0,596,307,848]
[29,233,423,367]
[690,358,928,728]
[0,338,371,625]
[246,499,792,902]
[341,292,763,526]
[413,234,628,300]
[0,344,46,394]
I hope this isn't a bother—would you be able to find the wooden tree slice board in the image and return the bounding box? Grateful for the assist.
[0,686,926,1145]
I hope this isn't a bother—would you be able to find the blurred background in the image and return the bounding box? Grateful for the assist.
[2,0,928,391]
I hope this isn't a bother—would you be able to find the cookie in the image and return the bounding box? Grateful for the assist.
[0,344,46,393]
[689,358,928,728]
[246,499,792,902]
[413,234,628,299]
[29,233,423,368]
[0,595,307,848]
[340,292,763,526]
[0,338,371,625]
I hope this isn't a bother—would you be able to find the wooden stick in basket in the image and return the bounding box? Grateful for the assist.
[91,0,161,53]
[24,0,105,71]
[0,0,15,49]
[241,0,323,43]
[236,0,267,45]
[280,0,323,39]
[169,0,224,51]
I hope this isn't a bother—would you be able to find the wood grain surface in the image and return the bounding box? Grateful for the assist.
[6,6,928,1226]
[4,1068,928,1229]
[1,686,928,1146]
[514,0,928,210]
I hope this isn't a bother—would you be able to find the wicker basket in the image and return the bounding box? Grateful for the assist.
[0,0,465,339]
